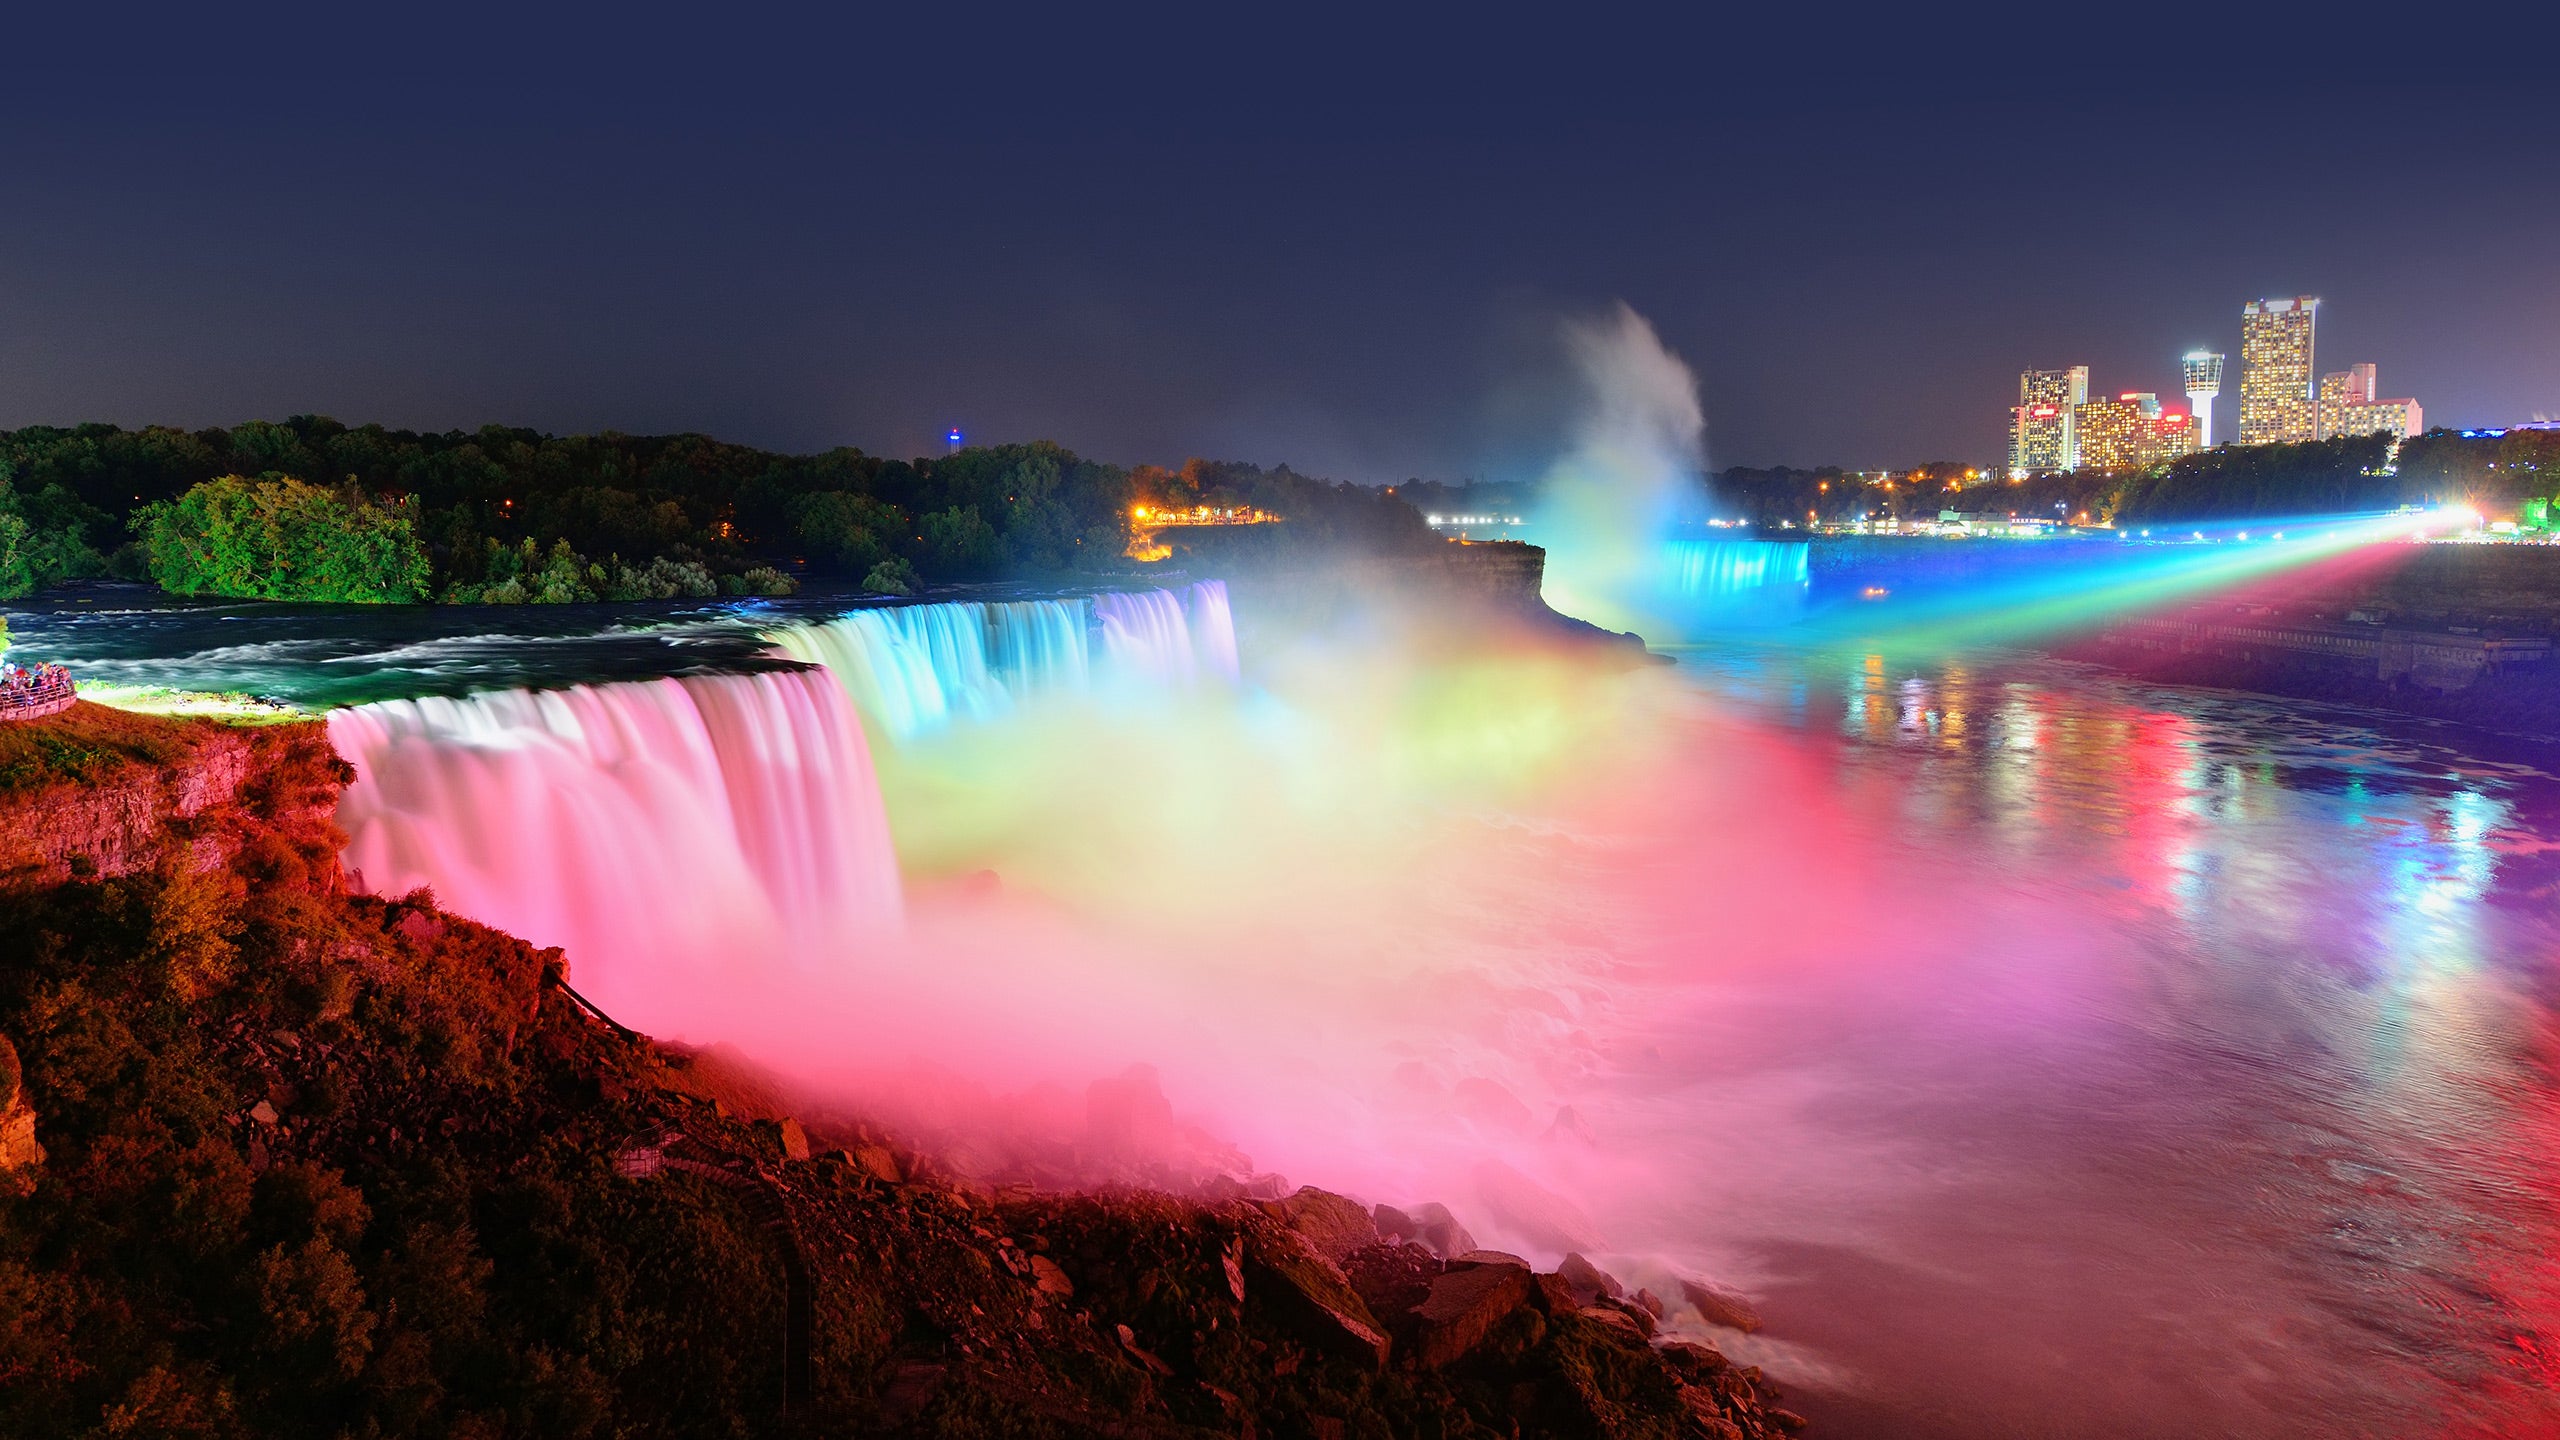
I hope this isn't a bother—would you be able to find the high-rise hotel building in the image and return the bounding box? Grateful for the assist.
[2238,296,2319,444]
[2075,392,2200,469]
[2008,365,2089,475]
[2316,362,2424,440]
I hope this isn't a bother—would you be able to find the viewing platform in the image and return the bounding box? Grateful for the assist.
[0,666,78,722]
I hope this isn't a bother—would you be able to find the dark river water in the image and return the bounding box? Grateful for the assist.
[9,582,2557,1437]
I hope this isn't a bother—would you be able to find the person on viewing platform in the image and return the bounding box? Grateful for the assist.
[0,660,72,711]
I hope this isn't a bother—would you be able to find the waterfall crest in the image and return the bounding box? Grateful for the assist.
[328,668,902,1016]
[769,581,1239,740]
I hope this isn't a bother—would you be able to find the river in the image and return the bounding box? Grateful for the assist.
[1641,641,2560,1437]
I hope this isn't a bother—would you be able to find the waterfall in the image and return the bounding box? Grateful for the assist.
[770,582,1240,741]
[985,599,1092,695]
[328,669,902,1016]
[1184,581,1241,684]
[1659,538,1810,624]
[1094,588,1197,688]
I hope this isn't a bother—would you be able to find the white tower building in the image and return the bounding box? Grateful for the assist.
[2182,351,2225,450]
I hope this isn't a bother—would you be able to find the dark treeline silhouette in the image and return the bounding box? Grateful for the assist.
[0,420,1440,603]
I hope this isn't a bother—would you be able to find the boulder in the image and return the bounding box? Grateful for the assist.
[1633,1287,1666,1319]
[1576,1304,1650,1347]
[1447,1249,1529,1270]
[851,1143,903,1184]
[1556,1252,1623,1305]
[761,1117,810,1162]
[1267,1187,1379,1263]
[1250,1241,1390,1370]
[1680,1388,1752,1440]
[1029,1254,1075,1298]
[1678,1276,1765,1333]
[1657,1340,1732,1380]
[1375,1201,1475,1259]
[1342,1240,1441,1323]
[1408,1260,1531,1369]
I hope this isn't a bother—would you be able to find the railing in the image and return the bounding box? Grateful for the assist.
[0,671,75,721]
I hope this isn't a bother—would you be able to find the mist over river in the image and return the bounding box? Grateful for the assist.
[8,579,2559,1437]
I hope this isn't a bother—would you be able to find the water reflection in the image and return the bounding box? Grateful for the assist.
[1658,640,2560,1438]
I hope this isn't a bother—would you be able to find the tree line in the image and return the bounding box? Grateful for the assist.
[0,419,1438,604]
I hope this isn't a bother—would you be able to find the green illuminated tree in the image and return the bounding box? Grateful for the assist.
[133,475,432,603]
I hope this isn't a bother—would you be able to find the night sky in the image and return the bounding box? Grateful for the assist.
[4,6,2553,480]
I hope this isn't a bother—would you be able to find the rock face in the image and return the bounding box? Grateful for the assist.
[0,704,343,892]
[0,1036,39,1180]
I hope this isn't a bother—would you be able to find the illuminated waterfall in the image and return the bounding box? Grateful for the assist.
[329,580,1242,1018]
[328,669,902,1016]
[771,581,1239,740]
[1185,580,1241,683]
[1661,538,1811,622]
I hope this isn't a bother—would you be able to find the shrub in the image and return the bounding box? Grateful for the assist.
[134,476,430,603]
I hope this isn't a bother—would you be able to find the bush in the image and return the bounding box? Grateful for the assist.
[134,475,430,603]
[860,558,917,596]
[722,566,797,597]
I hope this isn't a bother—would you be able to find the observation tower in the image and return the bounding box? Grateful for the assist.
[2182,351,2225,450]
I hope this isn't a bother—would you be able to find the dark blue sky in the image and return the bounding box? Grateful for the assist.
[3,5,2553,478]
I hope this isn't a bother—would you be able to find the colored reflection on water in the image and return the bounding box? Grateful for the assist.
[1649,641,2560,1439]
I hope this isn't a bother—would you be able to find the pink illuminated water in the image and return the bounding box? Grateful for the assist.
[328,669,902,1020]
[327,630,2560,1438]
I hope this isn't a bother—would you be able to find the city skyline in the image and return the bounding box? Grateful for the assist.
[2008,294,2425,474]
